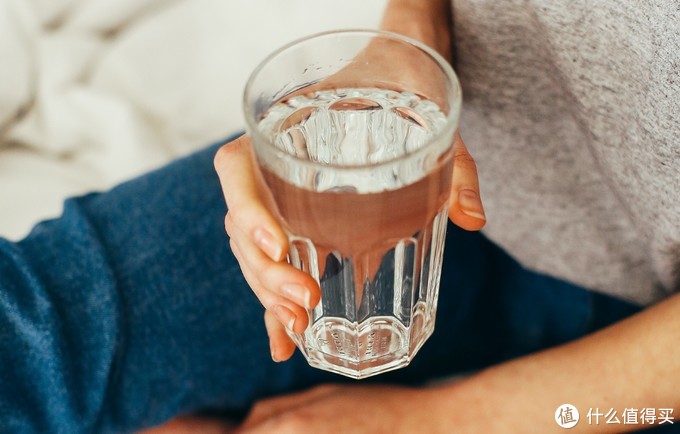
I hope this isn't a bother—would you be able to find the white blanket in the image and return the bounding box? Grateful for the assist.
[0,0,385,239]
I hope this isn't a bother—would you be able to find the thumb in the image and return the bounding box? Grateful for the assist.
[448,132,486,231]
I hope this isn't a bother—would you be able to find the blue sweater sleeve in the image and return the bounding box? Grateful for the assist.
[0,141,273,433]
[0,198,122,433]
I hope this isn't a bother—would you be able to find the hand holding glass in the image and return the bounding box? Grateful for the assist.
[243,30,461,378]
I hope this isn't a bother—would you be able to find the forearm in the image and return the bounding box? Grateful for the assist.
[380,0,452,59]
[433,294,680,433]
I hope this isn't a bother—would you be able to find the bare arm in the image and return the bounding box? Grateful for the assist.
[380,0,452,59]
[431,293,680,433]
[222,295,679,434]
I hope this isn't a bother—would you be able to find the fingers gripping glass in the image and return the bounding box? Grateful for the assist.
[244,30,461,378]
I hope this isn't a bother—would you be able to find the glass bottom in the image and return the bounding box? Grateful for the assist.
[287,206,449,379]
[289,302,436,379]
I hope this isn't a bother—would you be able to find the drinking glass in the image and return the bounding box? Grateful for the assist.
[244,30,461,378]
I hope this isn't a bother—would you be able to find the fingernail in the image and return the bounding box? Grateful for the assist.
[458,189,486,220]
[253,228,282,261]
[272,305,296,333]
[270,339,279,363]
[281,284,311,309]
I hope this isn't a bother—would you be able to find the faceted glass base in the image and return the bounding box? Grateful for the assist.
[291,308,435,379]
[287,207,448,379]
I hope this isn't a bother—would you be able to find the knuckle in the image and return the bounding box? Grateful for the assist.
[260,264,295,295]
[226,207,256,236]
[228,238,238,257]
[213,145,230,171]
[227,204,261,233]
[213,137,247,170]
[264,308,280,327]
[236,244,268,277]
[250,256,271,279]
[224,213,234,236]
[453,150,477,169]
[253,288,271,309]
[245,273,268,306]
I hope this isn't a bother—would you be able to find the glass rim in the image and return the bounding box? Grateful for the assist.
[243,29,462,172]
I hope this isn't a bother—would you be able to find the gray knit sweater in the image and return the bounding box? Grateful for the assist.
[451,0,679,305]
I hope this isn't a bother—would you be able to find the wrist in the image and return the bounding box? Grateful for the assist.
[380,0,452,60]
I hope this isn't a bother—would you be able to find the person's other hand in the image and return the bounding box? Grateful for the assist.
[214,132,484,362]
[234,384,443,434]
